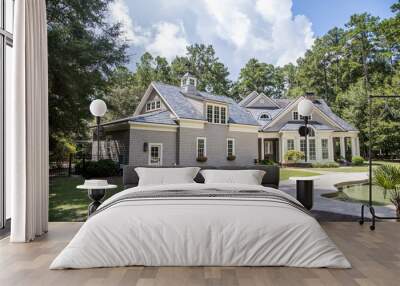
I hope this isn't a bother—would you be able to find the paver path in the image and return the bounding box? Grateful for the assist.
[279,172,397,218]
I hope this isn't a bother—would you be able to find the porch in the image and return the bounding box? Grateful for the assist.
[258,131,360,163]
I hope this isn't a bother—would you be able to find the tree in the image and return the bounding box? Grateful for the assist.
[104,67,140,120]
[171,44,232,96]
[234,58,284,99]
[47,0,128,156]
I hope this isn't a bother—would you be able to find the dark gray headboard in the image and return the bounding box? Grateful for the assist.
[123,165,280,189]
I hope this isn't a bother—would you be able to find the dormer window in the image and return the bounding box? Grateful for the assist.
[293,111,312,121]
[259,113,270,121]
[146,100,161,112]
[206,103,227,124]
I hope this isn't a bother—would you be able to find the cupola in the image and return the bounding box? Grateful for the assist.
[180,72,198,95]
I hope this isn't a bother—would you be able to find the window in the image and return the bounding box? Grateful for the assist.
[1,0,15,228]
[221,107,227,124]
[214,106,220,123]
[259,113,270,121]
[264,141,273,154]
[300,139,306,154]
[287,139,294,151]
[196,137,206,158]
[321,139,329,160]
[148,143,162,166]
[293,111,299,120]
[300,114,312,121]
[145,100,161,112]
[300,139,316,160]
[206,104,228,124]
[189,78,195,85]
[227,138,235,156]
[307,127,315,137]
[309,139,316,160]
[207,105,213,123]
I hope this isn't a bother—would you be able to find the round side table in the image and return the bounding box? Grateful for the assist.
[77,180,117,216]
[289,176,318,210]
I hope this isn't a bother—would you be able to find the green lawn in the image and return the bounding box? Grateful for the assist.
[322,183,391,206]
[50,170,322,221]
[300,161,400,173]
[280,168,321,181]
[49,176,123,222]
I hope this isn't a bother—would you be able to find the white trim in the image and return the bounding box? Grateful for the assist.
[133,82,179,119]
[130,122,177,132]
[148,143,163,166]
[196,137,207,157]
[247,92,280,108]
[206,102,228,124]
[179,119,206,129]
[258,112,271,121]
[263,97,304,130]
[229,124,258,133]
[239,91,258,106]
[226,138,236,156]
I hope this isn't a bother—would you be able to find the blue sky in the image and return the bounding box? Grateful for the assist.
[108,0,396,80]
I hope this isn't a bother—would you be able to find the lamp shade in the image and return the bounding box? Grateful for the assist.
[90,99,107,117]
[298,99,313,117]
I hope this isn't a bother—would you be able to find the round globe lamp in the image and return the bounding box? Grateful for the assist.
[90,99,107,160]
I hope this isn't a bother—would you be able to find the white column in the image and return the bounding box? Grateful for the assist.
[340,137,345,159]
[351,137,357,157]
[261,137,264,160]
[328,136,334,161]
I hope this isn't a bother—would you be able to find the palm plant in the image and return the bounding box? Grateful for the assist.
[374,164,400,217]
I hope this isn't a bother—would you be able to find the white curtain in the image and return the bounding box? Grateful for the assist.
[8,0,49,242]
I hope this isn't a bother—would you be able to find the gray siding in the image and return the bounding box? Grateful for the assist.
[129,128,177,166]
[179,124,257,167]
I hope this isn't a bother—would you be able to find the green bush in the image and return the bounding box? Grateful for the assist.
[259,159,276,165]
[284,150,305,163]
[352,156,365,166]
[75,159,119,178]
[312,162,340,168]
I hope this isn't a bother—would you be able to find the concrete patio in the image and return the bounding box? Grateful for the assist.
[280,172,397,218]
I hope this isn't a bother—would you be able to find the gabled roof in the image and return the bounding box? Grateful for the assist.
[278,121,337,132]
[131,110,178,125]
[151,82,258,126]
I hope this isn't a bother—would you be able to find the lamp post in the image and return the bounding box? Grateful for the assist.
[298,98,314,163]
[90,99,107,161]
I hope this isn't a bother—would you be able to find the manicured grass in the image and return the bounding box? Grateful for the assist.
[49,176,123,222]
[280,168,321,181]
[301,161,400,173]
[322,183,391,206]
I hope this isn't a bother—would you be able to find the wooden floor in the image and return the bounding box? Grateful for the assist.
[0,222,399,286]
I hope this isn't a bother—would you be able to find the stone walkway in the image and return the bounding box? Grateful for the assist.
[280,172,397,218]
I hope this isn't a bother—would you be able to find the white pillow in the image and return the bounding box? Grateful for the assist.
[200,169,266,185]
[135,167,201,186]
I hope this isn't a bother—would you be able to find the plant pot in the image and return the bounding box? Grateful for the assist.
[227,155,236,161]
[196,156,208,163]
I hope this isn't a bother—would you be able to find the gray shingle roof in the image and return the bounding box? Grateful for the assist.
[279,121,337,132]
[130,110,177,125]
[313,100,358,131]
[153,82,258,126]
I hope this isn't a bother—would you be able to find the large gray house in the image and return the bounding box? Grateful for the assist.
[93,73,360,166]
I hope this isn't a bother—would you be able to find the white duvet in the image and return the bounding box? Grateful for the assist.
[50,183,351,269]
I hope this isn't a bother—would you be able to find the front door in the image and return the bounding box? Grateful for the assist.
[264,139,279,162]
[149,143,163,166]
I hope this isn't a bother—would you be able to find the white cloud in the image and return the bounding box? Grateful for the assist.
[108,0,148,44]
[109,0,315,77]
[146,22,189,61]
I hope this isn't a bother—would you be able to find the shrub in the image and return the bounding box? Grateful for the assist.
[259,159,275,165]
[196,156,208,162]
[352,156,364,166]
[312,162,339,168]
[227,155,236,161]
[75,159,119,178]
[284,150,305,163]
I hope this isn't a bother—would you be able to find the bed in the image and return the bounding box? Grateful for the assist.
[50,166,350,269]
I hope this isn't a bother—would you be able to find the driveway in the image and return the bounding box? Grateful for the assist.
[279,172,397,218]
